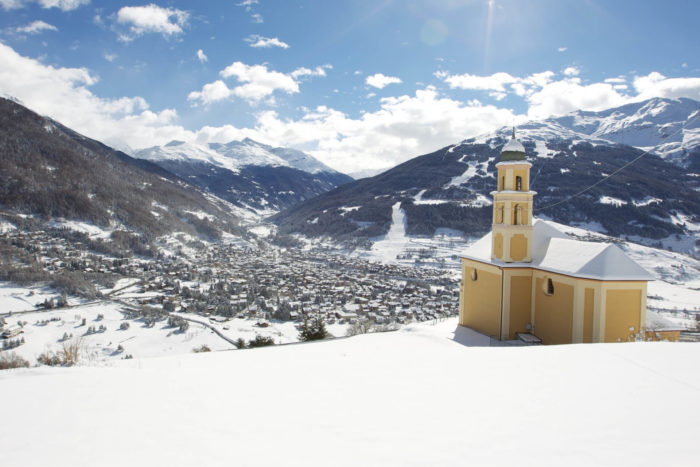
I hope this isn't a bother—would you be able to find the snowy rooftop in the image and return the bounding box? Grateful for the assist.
[501,137,525,154]
[462,219,654,281]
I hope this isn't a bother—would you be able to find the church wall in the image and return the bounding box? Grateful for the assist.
[506,272,532,340]
[492,233,503,259]
[533,273,574,345]
[583,288,595,343]
[460,259,502,338]
[510,234,528,262]
[604,287,643,343]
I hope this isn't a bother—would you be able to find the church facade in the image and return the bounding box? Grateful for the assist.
[459,132,653,344]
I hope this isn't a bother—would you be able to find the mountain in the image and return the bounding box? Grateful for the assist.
[272,98,700,255]
[524,97,700,170]
[134,138,352,215]
[0,97,243,253]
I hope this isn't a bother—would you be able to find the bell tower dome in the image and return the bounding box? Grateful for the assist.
[491,129,536,262]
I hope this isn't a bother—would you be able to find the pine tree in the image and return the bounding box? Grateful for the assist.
[298,315,328,342]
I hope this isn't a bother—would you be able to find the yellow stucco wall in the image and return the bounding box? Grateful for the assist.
[534,276,574,345]
[512,168,529,190]
[510,234,528,262]
[493,233,503,259]
[508,274,532,340]
[605,289,642,342]
[583,287,594,343]
[460,260,502,338]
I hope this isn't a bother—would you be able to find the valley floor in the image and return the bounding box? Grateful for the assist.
[1,317,699,467]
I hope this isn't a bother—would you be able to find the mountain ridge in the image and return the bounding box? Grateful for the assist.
[272,97,700,256]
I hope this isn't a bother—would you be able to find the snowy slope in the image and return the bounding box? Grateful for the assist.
[136,137,340,175]
[471,97,700,167]
[1,318,699,466]
[133,138,352,215]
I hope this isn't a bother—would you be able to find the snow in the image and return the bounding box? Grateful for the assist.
[0,220,16,232]
[364,202,410,264]
[413,189,448,205]
[446,160,478,187]
[47,219,113,239]
[1,318,699,466]
[462,220,654,281]
[2,301,234,364]
[633,196,662,207]
[0,284,64,313]
[534,140,556,158]
[501,136,525,153]
[134,138,338,176]
[248,224,274,238]
[598,195,628,206]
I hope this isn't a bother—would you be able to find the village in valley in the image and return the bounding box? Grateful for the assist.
[0,224,460,363]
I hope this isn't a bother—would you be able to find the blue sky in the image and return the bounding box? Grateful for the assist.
[1,0,699,174]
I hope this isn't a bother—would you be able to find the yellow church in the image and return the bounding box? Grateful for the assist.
[459,131,653,344]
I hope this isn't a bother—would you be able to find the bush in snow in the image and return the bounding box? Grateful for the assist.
[247,335,275,348]
[234,338,246,349]
[0,352,30,370]
[119,322,130,330]
[193,344,211,353]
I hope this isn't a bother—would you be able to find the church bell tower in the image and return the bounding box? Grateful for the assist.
[491,129,536,262]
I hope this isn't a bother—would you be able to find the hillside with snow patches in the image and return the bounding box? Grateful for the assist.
[273,97,700,256]
[134,138,352,216]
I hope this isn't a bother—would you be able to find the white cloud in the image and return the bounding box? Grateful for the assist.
[0,42,189,151]
[244,35,289,49]
[196,49,208,63]
[38,0,88,9]
[563,66,579,77]
[525,79,628,119]
[1,0,89,10]
[103,52,117,62]
[441,71,517,92]
[189,62,329,106]
[3,42,700,177]
[291,65,331,79]
[15,20,58,34]
[116,4,189,41]
[250,13,263,23]
[633,72,700,101]
[558,47,567,52]
[366,73,402,89]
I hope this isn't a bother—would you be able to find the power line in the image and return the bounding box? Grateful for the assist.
[534,108,700,212]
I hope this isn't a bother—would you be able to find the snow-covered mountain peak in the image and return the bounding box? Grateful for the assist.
[134,138,341,175]
[466,97,700,167]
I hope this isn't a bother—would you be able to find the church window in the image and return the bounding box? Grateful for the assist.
[516,175,523,191]
[545,278,554,296]
[471,269,478,281]
[496,205,504,224]
[513,204,520,225]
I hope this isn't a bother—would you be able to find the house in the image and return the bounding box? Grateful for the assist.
[459,130,653,344]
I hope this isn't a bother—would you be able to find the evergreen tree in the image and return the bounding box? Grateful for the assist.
[298,315,328,342]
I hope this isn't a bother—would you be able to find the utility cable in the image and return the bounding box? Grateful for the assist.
[534,108,699,212]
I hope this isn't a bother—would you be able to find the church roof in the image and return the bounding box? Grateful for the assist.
[461,220,654,281]
[501,137,525,154]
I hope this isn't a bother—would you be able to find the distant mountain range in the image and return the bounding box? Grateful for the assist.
[134,138,352,215]
[272,97,700,255]
[0,97,243,253]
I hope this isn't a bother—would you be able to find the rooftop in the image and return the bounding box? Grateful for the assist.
[461,219,654,281]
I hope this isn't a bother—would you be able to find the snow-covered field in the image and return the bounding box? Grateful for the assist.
[1,318,698,467]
